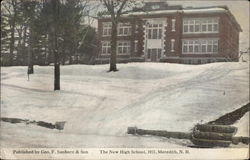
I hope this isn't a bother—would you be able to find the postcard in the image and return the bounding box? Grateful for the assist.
[1,0,249,159]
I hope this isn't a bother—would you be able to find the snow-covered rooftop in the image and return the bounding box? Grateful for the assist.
[126,7,227,16]
[99,7,227,18]
[99,6,242,32]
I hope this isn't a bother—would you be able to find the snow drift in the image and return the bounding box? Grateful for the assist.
[1,61,249,147]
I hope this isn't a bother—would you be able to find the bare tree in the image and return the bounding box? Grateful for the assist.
[239,47,250,62]
[100,0,139,72]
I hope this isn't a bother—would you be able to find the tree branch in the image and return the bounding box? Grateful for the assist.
[117,0,127,16]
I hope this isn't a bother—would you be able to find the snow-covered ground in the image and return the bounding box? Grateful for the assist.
[1,61,249,148]
[233,112,249,137]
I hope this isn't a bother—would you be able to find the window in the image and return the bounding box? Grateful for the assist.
[135,23,139,34]
[183,21,188,32]
[117,41,130,54]
[101,41,111,54]
[134,41,138,52]
[118,23,131,36]
[171,39,175,52]
[172,19,176,32]
[147,23,162,39]
[194,40,199,53]
[213,40,218,52]
[157,49,162,59]
[189,41,194,52]
[207,20,213,32]
[195,20,200,32]
[189,20,194,32]
[183,41,188,52]
[201,40,207,52]
[103,22,132,36]
[147,48,162,59]
[103,22,112,36]
[182,39,218,54]
[207,40,213,52]
[201,20,207,32]
[147,49,151,59]
[183,18,219,33]
[213,19,219,32]
[152,5,160,10]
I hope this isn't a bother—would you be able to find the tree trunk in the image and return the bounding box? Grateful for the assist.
[69,55,73,64]
[61,39,66,65]
[53,0,60,91]
[17,29,22,65]
[73,33,76,64]
[109,19,118,72]
[54,57,60,90]
[27,45,34,74]
[44,34,49,65]
[28,28,34,74]
[54,35,60,90]
[22,25,28,65]
[48,34,53,65]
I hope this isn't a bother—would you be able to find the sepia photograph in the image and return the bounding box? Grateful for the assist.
[0,0,249,159]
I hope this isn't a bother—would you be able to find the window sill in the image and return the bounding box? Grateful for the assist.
[183,32,219,34]
[102,53,130,55]
[147,38,162,40]
[182,52,218,54]
[117,54,130,55]
[117,35,131,36]
[102,35,111,37]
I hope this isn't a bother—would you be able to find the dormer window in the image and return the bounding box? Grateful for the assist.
[151,5,160,10]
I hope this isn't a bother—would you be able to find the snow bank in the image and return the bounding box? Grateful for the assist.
[233,112,249,137]
[0,122,191,148]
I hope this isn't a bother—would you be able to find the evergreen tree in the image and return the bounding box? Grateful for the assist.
[1,9,11,66]
[1,0,20,65]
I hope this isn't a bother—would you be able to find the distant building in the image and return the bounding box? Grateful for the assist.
[96,2,242,64]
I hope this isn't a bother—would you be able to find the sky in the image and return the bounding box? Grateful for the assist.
[91,0,249,51]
